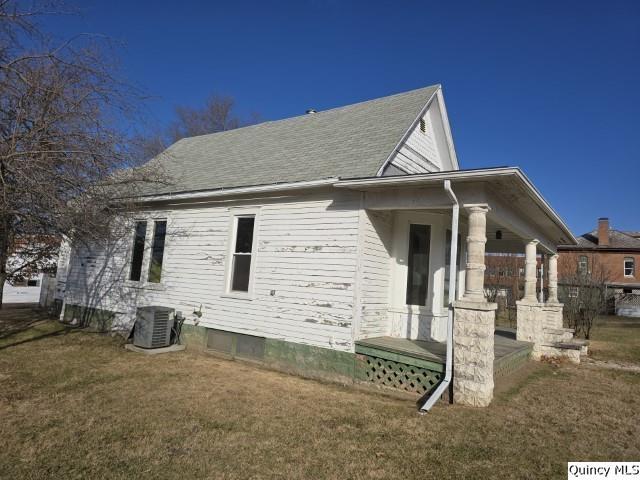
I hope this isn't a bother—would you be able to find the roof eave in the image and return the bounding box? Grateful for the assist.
[336,167,578,246]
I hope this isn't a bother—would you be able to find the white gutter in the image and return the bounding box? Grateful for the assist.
[124,178,339,204]
[420,179,458,412]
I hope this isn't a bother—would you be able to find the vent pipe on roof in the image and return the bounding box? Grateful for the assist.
[305,109,317,114]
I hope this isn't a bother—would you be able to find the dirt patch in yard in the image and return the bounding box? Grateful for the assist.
[0,317,638,479]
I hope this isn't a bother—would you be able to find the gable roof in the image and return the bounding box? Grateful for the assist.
[143,85,441,196]
[568,229,640,250]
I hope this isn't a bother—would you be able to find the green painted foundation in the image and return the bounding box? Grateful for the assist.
[263,339,356,384]
[63,304,115,332]
[177,324,445,391]
[179,323,207,352]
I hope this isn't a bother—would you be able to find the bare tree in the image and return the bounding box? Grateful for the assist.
[0,1,165,306]
[484,254,524,326]
[135,95,260,161]
[558,252,611,339]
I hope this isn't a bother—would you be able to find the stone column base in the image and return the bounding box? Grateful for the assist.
[517,301,580,362]
[453,300,497,407]
[516,300,545,359]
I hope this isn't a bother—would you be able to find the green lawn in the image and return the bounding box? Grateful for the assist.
[0,314,638,479]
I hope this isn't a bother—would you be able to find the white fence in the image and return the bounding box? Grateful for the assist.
[615,293,640,318]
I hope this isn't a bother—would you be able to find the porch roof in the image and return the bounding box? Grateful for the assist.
[335,167,577,254]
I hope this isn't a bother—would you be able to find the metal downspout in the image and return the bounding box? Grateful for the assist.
[420,179,459,412]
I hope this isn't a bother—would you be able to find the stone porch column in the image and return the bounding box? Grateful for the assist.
[517,240,548,359]
[453,205,496,407]
[548,254,559,303]
[523,239,539,302]
[462,206,490,302]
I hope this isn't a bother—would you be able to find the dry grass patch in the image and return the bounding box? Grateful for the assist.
[0,318,638,479]
[588,315,640,364]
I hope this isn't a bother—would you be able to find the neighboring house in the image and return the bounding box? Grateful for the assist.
[3,273,50,305]
[2,236,59,307]
[59,85,579,408]
[558,217,640,316]
[484,253,545,299]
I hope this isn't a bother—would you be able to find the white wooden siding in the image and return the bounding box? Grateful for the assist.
[387,107,443,174]
[384,94,457,175]
[62,191,361,351]
[357,210,393,339]
[2,273,44,304]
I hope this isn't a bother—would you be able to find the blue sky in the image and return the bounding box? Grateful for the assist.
[46,0,639,235]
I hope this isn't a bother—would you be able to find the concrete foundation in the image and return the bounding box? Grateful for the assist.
[124,344,186,355]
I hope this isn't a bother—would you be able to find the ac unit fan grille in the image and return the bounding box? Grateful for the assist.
[151,311,170,348]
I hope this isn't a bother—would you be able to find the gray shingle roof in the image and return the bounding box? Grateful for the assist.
[144,85,440,195]
[573,230,640,250]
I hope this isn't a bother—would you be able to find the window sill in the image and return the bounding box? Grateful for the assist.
[388,305,434,316]
[125,281,166,291]
[221,292,254,301]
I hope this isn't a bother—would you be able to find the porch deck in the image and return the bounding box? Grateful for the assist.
[355,327,532,377]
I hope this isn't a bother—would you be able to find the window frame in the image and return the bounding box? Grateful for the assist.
[128,220,148,282]
[224,209,259,299]
[577,255,588,275]
[405,223,432,307]
[147,219,168,284]
[624,257,635,278]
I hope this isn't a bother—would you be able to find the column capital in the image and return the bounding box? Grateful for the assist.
[464,204,491,214]
[527,239,540,246]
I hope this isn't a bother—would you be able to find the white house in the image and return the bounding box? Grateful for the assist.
[59,85,580,408]
[3,273,51,305]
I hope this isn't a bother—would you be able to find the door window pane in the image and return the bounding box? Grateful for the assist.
[148,220,167,283]
[406,224,431,306]
[129,221,147,281]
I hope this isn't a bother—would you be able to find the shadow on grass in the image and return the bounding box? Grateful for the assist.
[0,306,52,338]
[0,321,74,350]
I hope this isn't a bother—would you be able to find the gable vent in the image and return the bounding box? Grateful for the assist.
[419,118,426,133]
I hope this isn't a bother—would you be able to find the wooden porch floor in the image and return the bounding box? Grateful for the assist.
[355,327,532,371]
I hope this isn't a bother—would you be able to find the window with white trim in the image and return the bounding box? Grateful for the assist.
[624,257,635,277]
[148,220,167,283]
[129,221,147,281]
[230,216,255,292]
[406,224,430,306]
[578,255,588,275]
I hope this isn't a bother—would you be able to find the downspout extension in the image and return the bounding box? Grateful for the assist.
[420,179,459,412]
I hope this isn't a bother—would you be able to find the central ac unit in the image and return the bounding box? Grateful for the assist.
[133,306,174,349]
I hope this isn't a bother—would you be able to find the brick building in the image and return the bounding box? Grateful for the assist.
[557,218,640,293]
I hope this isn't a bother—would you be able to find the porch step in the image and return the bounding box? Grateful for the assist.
[547,338,589,354]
